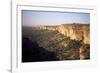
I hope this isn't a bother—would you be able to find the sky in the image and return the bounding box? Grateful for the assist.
[22,10,90,26]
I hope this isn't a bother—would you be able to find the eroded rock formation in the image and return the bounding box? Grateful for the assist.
[34,23,90,60]
[57,24,90,44]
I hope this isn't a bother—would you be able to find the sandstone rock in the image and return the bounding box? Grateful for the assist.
[58,24,90,44]
[79,44,90,59]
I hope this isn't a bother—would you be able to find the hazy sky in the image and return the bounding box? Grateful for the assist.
[22,10,90,26]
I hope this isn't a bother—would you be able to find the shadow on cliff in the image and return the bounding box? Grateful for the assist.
[22,37,59,62]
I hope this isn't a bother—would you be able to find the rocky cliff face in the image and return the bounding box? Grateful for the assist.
[36,24,90,44]
[57,24,90,44]
[32,24,90,60]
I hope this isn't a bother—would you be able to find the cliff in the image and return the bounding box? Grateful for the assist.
[57,24,90,44]
[35,23,90,44]
[32,23,90,60]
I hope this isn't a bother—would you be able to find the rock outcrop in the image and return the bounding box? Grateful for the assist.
[36,24,90,44]
[57,24,90,60]
[79,44,90,59]
[57,24,90,44]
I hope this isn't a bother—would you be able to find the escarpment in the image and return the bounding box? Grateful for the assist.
[57,24,90,44]
[34,23,90,60]
[57,24,90,59]
[36,24,90,44]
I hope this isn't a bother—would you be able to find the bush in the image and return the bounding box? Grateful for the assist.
[64,36,70,41]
